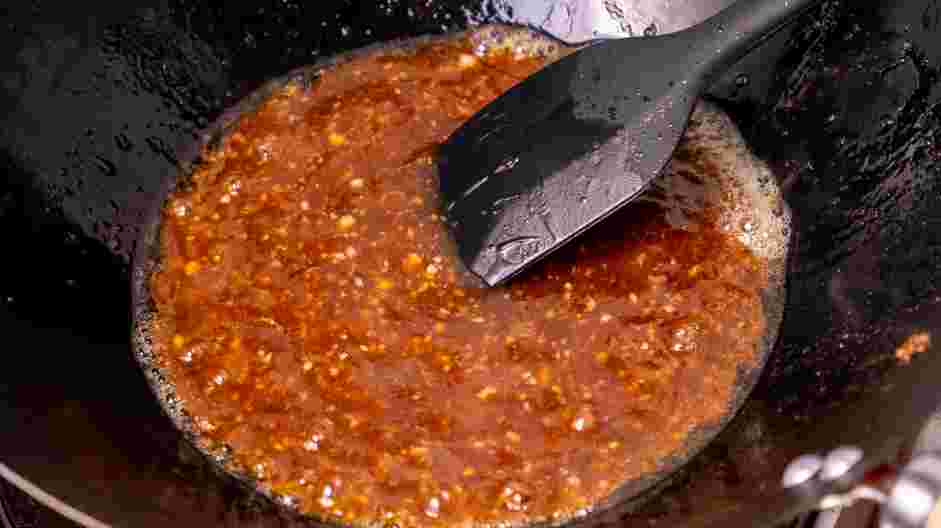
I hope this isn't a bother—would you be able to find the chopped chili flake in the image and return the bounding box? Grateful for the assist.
[150,26,769,528]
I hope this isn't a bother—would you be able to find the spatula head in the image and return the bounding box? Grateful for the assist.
[438,35,700,286]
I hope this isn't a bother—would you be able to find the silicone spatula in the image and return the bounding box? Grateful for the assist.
[438,0,821,286]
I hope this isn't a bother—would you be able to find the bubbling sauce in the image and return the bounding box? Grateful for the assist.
[148,26,788,528]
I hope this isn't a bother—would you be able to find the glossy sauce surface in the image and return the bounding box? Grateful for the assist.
[150,29,768,527]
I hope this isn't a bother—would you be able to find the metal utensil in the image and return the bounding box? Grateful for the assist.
[776,448,941,528]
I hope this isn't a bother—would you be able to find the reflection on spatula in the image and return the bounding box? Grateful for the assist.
[438,0,821,287]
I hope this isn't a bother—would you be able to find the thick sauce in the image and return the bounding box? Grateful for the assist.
[150,29,768,527]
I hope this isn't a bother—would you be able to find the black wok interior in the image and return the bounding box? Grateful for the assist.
[4,1,941,527]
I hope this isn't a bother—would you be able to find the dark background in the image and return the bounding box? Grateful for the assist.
[4,1,941,527]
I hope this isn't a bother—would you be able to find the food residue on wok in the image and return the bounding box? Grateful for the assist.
[896,331,931,365]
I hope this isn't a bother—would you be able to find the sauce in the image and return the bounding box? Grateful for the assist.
[149,28,770,528]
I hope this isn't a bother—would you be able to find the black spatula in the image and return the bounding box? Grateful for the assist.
[438,0,821,286]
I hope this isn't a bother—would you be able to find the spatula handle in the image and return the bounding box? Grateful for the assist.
[692,0,825,85]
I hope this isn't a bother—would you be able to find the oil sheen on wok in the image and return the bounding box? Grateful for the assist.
[148,26,789,528]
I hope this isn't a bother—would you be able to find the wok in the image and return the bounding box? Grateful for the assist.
[3,0,941,527]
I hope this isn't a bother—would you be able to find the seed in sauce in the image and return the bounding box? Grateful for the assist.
[150,27,771,528]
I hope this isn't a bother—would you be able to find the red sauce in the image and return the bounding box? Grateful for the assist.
[150,31,768,527]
